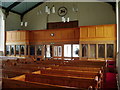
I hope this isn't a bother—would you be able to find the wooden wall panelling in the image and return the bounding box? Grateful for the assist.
[80,26,88,38]
[6,28,79,45]
[26,31,29,43]
[47,21,78,29]
[88,26,96,38]
[74,28,80,39]
[80,24,116,41]
[96,25,104,38]
[61,30,67,40]
[11,31,15,42]
[104,24,116,38]
[29,31,34,43]
[6,30,30,44]
[17,31,20,41]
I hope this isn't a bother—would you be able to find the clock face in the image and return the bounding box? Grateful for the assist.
[58,7,67,17]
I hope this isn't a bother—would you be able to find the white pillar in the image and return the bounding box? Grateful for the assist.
[0,3,4,90]
[0,8,5,55]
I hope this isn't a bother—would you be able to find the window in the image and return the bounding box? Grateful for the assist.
[16,45,20,55]
[46,45,52,58]
[21,45,25,55]
[82,44,88,57]
[54,46,57,56]
[107,44,114,58]
[73,44,79,57]
[90,44,96,58]
[54,46,62,57]
[11,45,14,55]
[98,44,105,58]
[58,46,62,57]
[64,44,71,57]
[30,45,35,55]
[36,45,42,56]
[6,45,10,55]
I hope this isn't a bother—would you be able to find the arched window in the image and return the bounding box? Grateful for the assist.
[0,8,5,55]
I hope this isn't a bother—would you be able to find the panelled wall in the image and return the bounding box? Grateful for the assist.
[6,30,29,45]
[5,24,116,61]
[79,24,116,60]
[80,24,116,41]
[29,28,79,44]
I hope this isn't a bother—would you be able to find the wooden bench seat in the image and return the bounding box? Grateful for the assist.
[49,66,101,72]
[62,60,106,68]
[2,69,31,78]
[2,78,78,89]
[25,73,98,89]
[2,65,40,72]
[40,68,100,78]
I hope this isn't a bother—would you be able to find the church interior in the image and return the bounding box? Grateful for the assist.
[0,0,120,89]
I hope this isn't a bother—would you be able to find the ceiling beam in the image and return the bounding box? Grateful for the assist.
[21,2,44,16]
[1,6,21,15]
[5,0,24,13]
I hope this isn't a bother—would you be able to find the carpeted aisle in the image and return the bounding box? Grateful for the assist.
[103,72,118,90]
[103,61,118,90]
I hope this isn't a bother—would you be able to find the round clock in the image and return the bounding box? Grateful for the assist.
[58,7,67,17]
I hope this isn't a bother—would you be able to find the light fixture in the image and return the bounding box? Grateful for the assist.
[20,22,24,26]
[67,17,69,22]
[50,33,54,36]
[45,5,56,14]
[62,17,65,22]
[61,17,70,23]
[24,22,28,27]
[72,7,78,12]
[52,5,55,13]
[72,3,78,12]
[47,7,50,14]
[45,5,49,13]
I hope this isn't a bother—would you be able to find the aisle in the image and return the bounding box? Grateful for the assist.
[103,66,118,90]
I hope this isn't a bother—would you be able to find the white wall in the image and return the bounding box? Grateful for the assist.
[22,2,116,30]
[5,11,21,31]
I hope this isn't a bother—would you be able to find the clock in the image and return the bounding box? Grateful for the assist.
[58,7,67,17]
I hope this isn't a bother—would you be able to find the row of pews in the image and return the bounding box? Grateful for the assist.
[2,58,106,89]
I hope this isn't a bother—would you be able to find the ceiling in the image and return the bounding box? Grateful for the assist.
[1,0,44,16]
[0,0,116,17]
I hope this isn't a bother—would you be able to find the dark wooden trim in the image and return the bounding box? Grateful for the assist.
[1,6,21,15]
[47,20,79,29]
[22,2,44,16]
[6,0,24,12]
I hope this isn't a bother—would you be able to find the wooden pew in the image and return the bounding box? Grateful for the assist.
[49,66,101,72]
[25,73,99,89]
[2,69,30,78]
[2,78,77,89]
[40,68,100,78]
[61,60,106,68]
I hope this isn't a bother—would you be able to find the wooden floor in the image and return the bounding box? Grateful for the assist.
[1,58,110,89]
